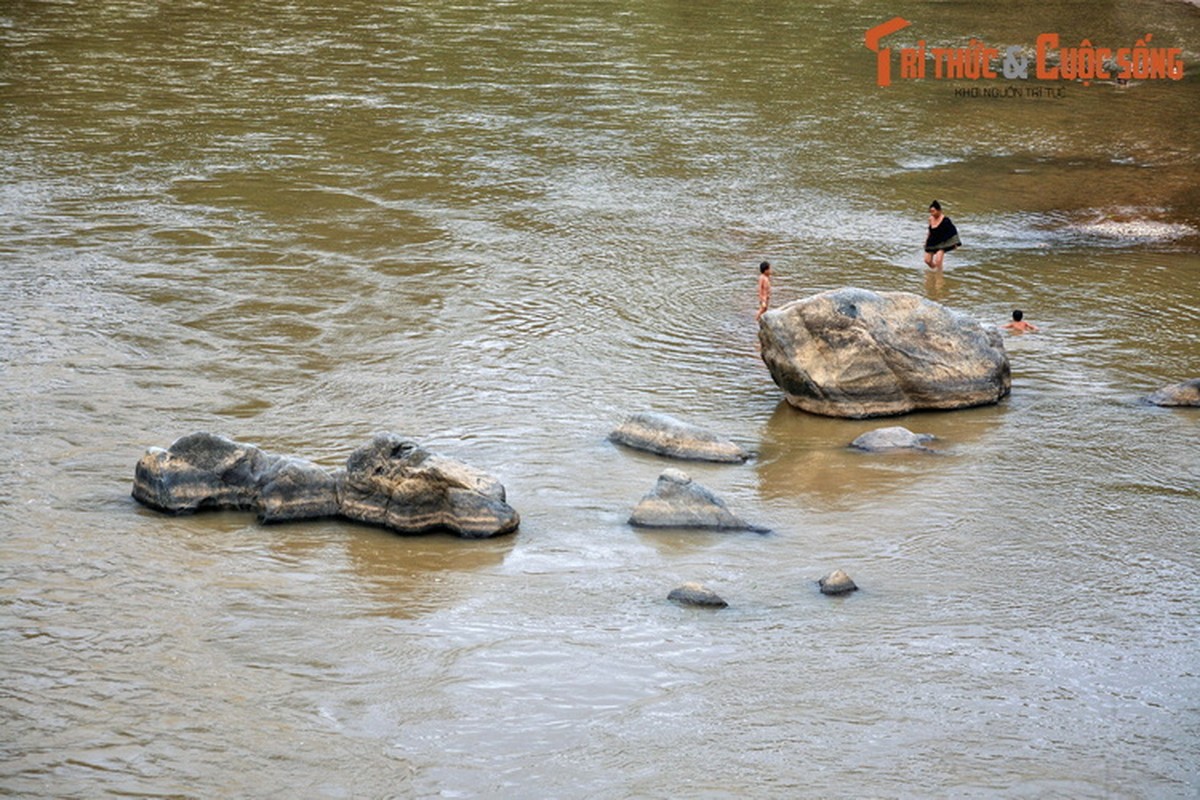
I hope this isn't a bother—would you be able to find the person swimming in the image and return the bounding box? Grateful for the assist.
[1001,309,1039,332]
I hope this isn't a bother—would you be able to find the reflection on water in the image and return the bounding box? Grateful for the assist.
[339,528,513,619]
[923,266,948,301]
[2,0,1198,797]
[754,399,1004,506]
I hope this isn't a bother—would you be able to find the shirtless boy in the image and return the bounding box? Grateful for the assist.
[756,261,772,321]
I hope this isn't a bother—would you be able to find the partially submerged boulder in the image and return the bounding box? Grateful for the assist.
[133,432,518,538]
[133,432,276,514]
[759,288,1010,418]
[668,582,728,608]
[609,412,750,463]
[629,468,766,532]
[818,569,858,596]
[1146,378,1200,407]
[338,433,519,539]
[849,426,935,453]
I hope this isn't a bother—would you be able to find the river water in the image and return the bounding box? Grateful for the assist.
[2,1,1198,797]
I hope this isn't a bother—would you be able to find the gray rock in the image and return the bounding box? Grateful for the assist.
[337,433,519,539]
[132,432,519,538]
[849,426,935,453]
[629,468,766,531]
[818,569,858,595]
[759,288,1011,418]
[668,582,728,608]
[132,431,273,514]
[258,455,340,523]
[609,412,749,463]
[1146,378,1200,407]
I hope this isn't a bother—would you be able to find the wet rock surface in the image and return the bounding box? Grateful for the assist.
[849,426,936,452]
[818,569,858,595]
[609,412,750,463]
[133,432,519,538]
[759,288,1011,418]
[338,433,519,538]
[629,468,766,532]
[667,582,728,608]
[1146,378,1200,407]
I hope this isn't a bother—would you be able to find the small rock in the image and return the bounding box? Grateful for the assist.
[849,426,935,452]
[609,412,750,463]
[1146,378,1200,407]
[819,569,858,595]
[258,455,340,523]
[668,582,728,608]
[629,468,766,531]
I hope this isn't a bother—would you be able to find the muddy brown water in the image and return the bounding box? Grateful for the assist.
[2,1,1198,797]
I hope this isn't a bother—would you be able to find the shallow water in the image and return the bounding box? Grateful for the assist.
[2,1,1198,797]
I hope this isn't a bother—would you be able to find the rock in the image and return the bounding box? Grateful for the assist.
[132,431,273,514]
[629,468,766,531]
[609,412,750,463]
[258,455,340,523]
[759,288,1011,418]
[668,582,728,608]
[849,426,935,452]
[337,433,520,538]
[133,432,518,538]
[818,569,858,596]
[1146,378,1200,407]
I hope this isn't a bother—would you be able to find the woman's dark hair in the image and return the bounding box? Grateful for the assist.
[929,200,942,211]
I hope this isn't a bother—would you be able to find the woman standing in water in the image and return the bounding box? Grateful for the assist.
[924,200,961,269]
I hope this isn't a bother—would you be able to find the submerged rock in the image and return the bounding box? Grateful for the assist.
[609,412,750,463]
[1146,378,1200,407]
[759,288,1010,418]
[668,582,728,608]
[629,468,766,532]
[1068,217,1195,243]
[849,426,936,453]
[132,432,518,538]
[818,569,858,596]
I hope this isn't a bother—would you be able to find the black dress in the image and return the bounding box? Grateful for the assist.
[925,216,961,253]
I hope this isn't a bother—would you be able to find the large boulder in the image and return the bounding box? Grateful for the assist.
[609,412,750,463]
[1146,378,1200,407]
[759,288,1010,418]
[337,433,519,539]
[629,468,766,531]
[132,432,518,538]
